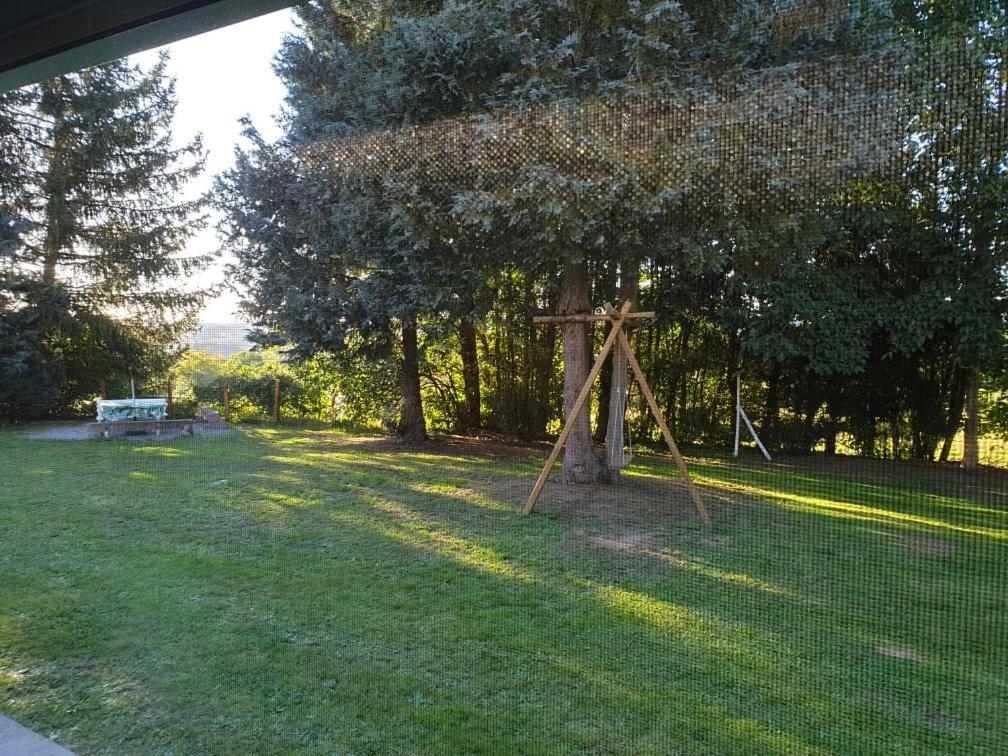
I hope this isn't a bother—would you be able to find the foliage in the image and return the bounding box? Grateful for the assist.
[213,1,1007,464]
[0,280,66,420]
[0,55,210,419]
[169,347,399,426]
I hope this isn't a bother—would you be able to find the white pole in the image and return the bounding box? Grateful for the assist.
[131,379,136,402]
[740,406,772,461]
[733,372,741,457]
[733,370,772,462]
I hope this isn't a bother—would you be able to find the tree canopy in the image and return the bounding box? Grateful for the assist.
[0,54,211,418]
[218,0,1007,464]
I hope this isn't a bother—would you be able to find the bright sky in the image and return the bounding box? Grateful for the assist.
[132,8,299,324]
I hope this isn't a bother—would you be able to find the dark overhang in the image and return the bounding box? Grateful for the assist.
[0,0,297,93]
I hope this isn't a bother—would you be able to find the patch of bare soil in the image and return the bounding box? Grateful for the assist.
[23,423,93,441]
[193,424,235,438]
[874,644,925,663]
[904,536,954,556]
[923,706,952,726]
[557,523,739,583]
[329,432,549,461]
[67,657,104,673]
[482,473,739,527]
[561,526,676,573]
[22,421,231,442]
[583,529,665,553]
[433,431,553,460]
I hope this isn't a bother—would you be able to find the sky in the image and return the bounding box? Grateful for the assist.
[132,8,299,324]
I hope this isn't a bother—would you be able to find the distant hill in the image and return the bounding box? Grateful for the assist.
[185,323,253,358]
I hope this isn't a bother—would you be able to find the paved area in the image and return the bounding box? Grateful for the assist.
[22,421,233,441]
[21,423,93,441]
[0,715,74,755]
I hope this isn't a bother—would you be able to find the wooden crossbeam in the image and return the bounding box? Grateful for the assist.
[532,311,656,324]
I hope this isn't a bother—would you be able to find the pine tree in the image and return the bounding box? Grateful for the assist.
[218,2,503,443]
[1,54,211,414]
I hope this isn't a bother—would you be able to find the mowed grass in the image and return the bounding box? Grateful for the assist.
[0,425,1005,754]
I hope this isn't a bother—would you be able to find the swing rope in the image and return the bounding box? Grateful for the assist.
[607,345,634,469]
[623,371,633,467]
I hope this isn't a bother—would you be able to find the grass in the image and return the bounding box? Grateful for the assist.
[0,425,1005,754]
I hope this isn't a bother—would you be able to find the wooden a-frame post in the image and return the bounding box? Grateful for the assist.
[523,300,710,523]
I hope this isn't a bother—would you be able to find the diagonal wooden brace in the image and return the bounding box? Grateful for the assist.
[616,327,711,524]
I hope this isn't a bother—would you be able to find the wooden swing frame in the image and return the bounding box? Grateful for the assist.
[523,300,711,523]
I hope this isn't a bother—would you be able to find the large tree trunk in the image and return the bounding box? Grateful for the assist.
[802,395,823,455]
[397,313,427,444]
[603,259,640,481]
[559,261,603,484]
[42,232,60,284]
[458,319,481,433]
[824,420,838,456]
[961,366,979,471]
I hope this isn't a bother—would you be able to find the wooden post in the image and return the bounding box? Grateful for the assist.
[523,301,632,515]
[273,378,281,423]
[532,311,656,324]
[167,378,173,420]
[99,381,106,400]
[223,379,231,423]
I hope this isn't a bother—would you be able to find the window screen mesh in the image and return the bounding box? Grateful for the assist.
[1,1,1006,753]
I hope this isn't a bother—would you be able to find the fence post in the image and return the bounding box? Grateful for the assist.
[223,378,231,423]
[273,378,281,423]
[166,378,173,419]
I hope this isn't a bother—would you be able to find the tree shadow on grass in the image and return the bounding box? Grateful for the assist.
[686,454,1008,527]
[192,430,1005,749]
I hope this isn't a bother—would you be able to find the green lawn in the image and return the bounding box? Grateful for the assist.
[1,425,1005,754]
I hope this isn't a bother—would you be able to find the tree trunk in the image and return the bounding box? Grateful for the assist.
[676,322,693,436]
[762,361,782,452]
[41,128,68,280]
[802,396,823,455]
[726,331,741,410]
[397,314,427,444]
[532,323,555,440]
[42,239,60,284]
[559,261,603,484]
[891,411,902,460]
[458,319,481,433]
[603,259,640,481]
[961,366,979,471]
[938,367,968,463]
[824,424,837,456]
